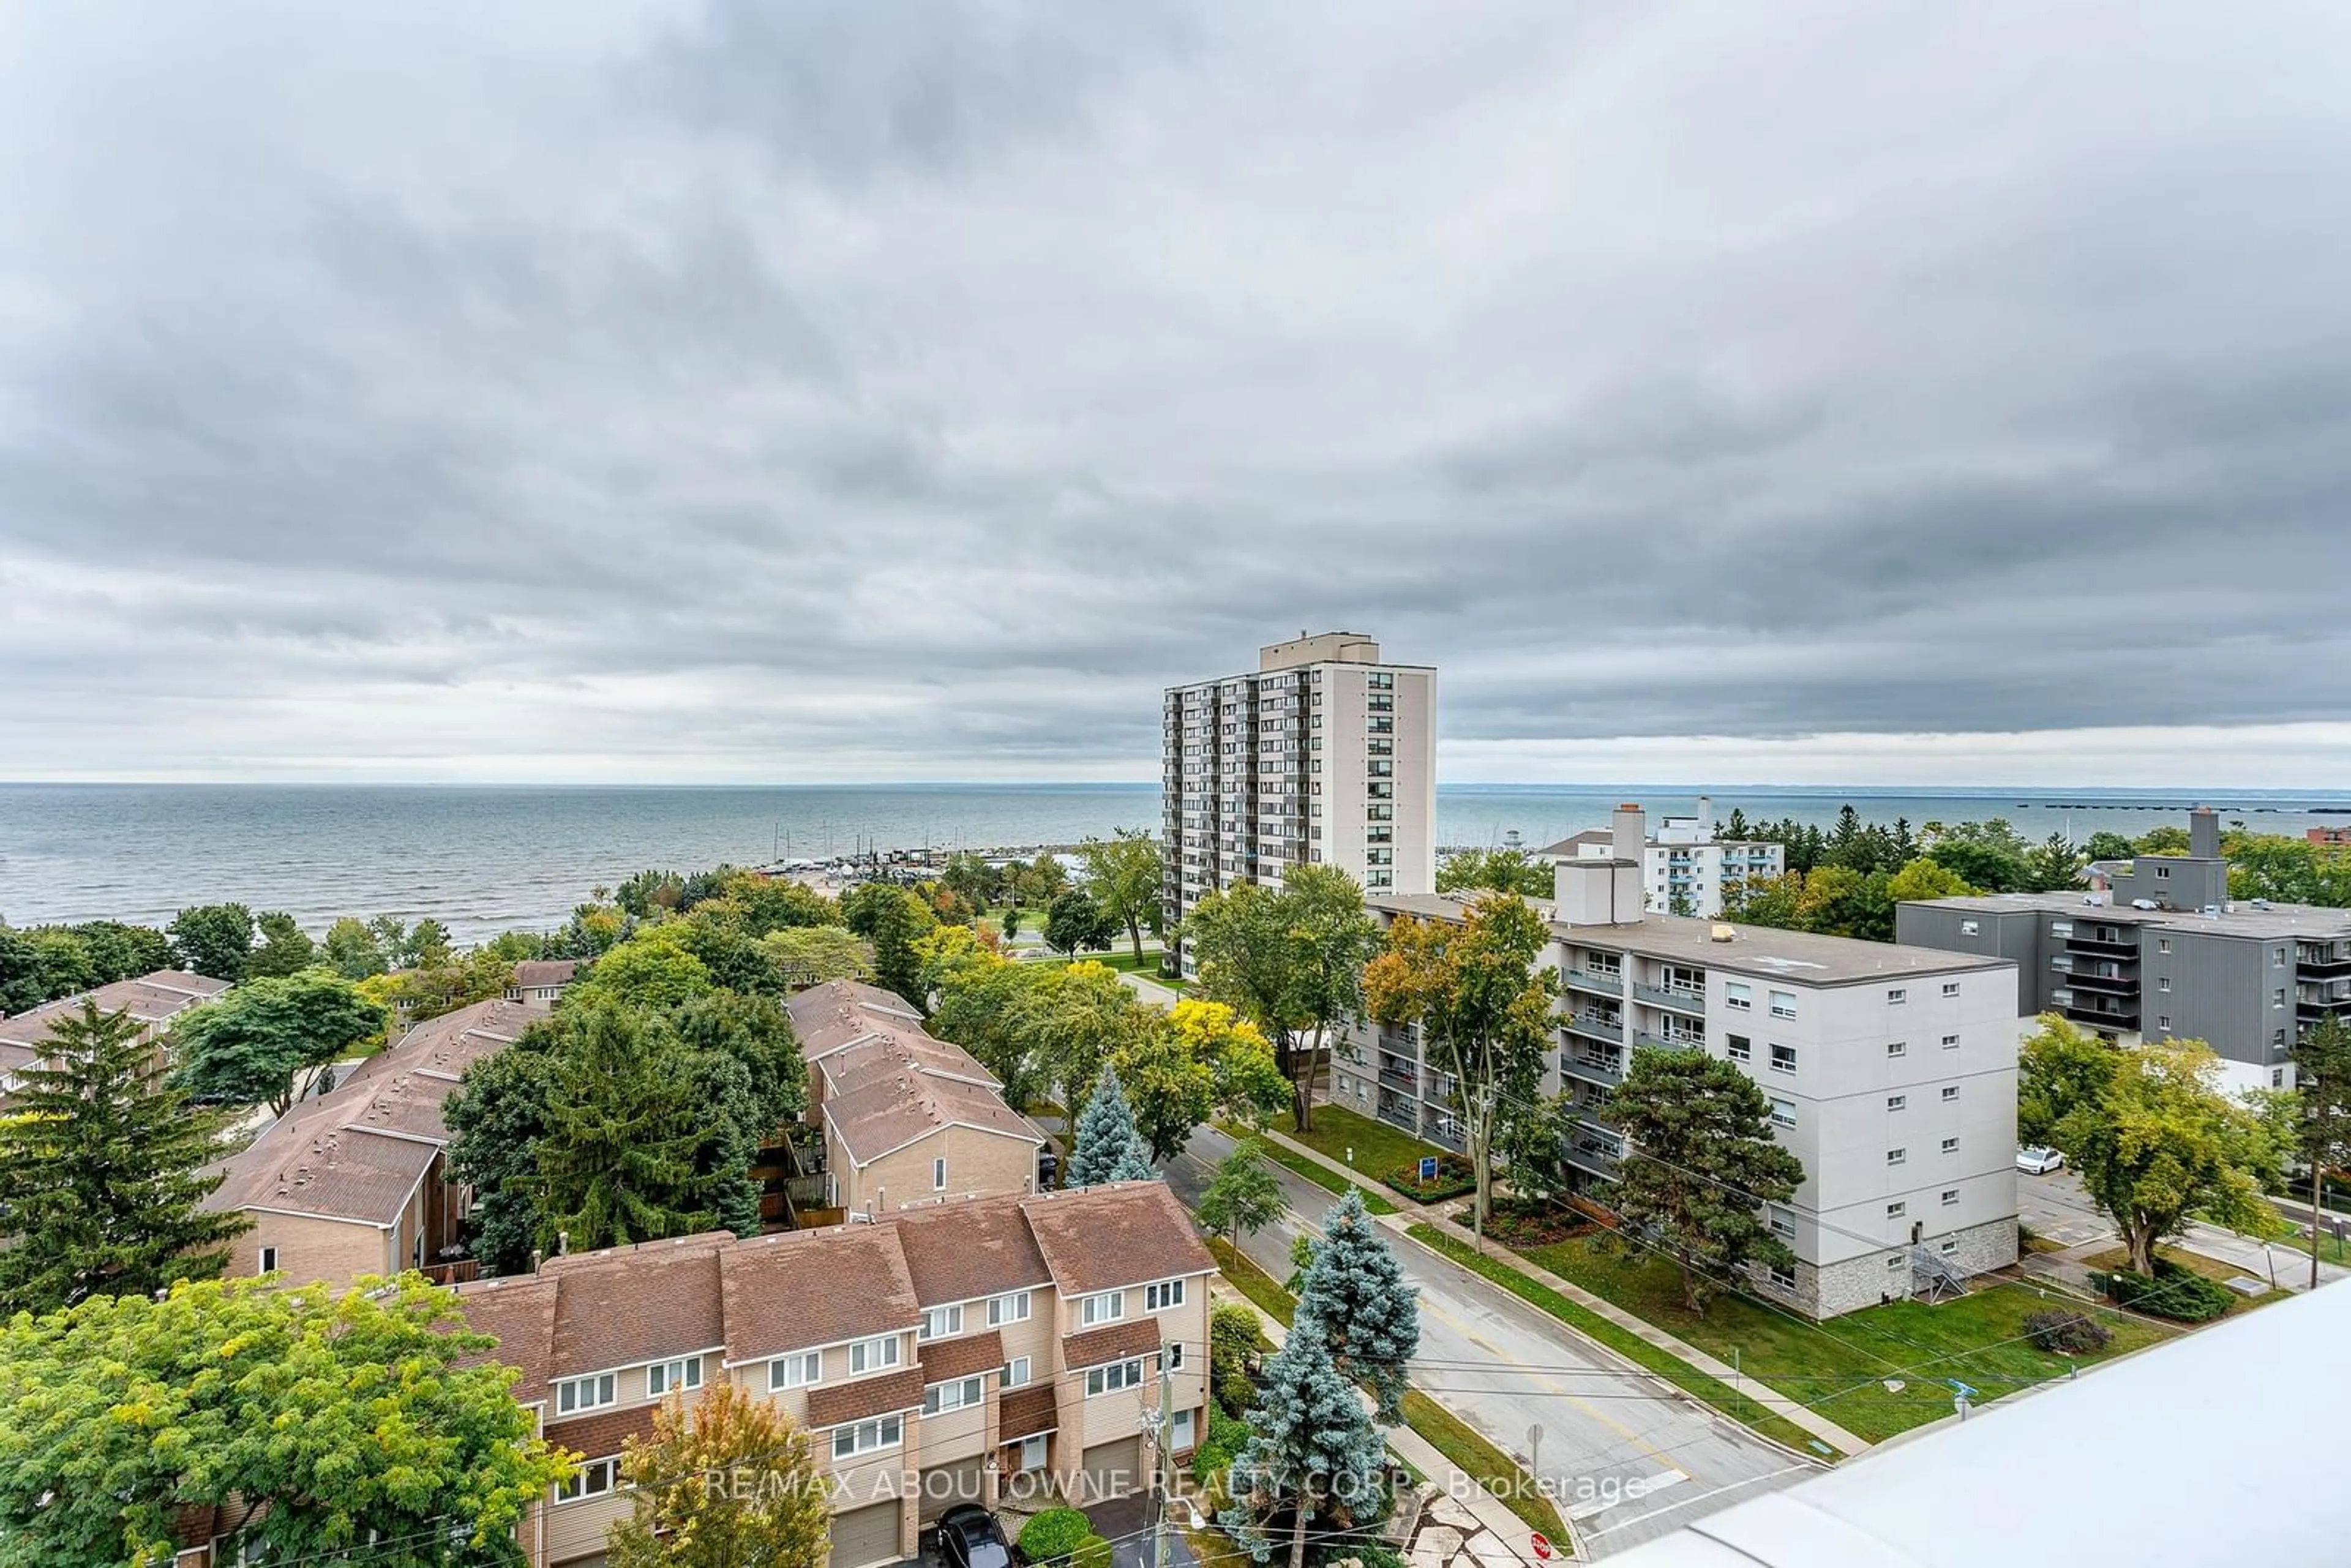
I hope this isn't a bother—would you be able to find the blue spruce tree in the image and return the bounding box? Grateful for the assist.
[1294,1189,1420,1423]
[1218,1325,1389,1568]
[1067,1065,1156,1185]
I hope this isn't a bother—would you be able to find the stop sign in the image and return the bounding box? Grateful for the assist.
[1530,1532,1553,1561]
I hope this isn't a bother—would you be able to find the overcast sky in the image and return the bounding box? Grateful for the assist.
[4,1,2348,787]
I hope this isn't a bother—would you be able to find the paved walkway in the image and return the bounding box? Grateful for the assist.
[1256,1126,1871,1458]
[1216,1283,1565,1563]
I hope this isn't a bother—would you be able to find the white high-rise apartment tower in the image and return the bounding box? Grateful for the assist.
[1163,632,1435,968]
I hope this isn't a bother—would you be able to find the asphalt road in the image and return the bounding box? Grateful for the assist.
[1171,1125,1818,1558]
[2016,1165,2350,1291]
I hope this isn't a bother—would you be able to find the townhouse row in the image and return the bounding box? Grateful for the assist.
[456,1182,1214,1568]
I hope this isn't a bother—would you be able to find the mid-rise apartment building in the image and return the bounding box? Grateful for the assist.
[1538,799,1784,917]
[1897,808,2351,1094]
[1337,806,2022,1319]
[1163,632,1435,968]
[456,1183,1213,1568]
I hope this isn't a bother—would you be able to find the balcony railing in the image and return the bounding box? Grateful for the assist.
[1564,968,1624,996]
[1635,1030,1703,1052]
[1378,1066,1420,1093]
[1564,1012,1625,1044]
[1632,983,1707,1015]
[2064,932,2140,957]
[1374,1097,1419,1135]
[2061,1000,2139,1030]
[1561,1053,1625,1089]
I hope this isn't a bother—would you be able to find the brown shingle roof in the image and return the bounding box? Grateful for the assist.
[786,981,925,1059]
[454,1275,560,1404]
[805,1367,926,1428]
[885,1198,1052,1306]
[546,1404,659,1460]
[547,1243,726,1376]
[1000,1386,1059,1441]
[0,969,231,1073]
[1062,1319,1161,1371]
[1021,1183,1215,1299]
[824,1071,1041,1168]
[918,1330,1005,1386]
[720,1225,921,1360]
[512,960,579,988]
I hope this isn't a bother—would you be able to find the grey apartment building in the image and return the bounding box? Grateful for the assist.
[1337,805,2022,1319]
[1162,633,1435,969]
[1896,807,2351,1095]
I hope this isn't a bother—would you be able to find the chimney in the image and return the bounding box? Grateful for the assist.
[2189,806,2221,860]
[1611,804,1648,863]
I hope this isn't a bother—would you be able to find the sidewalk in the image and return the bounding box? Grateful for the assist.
[1258,1125,1870,1457]
[1219,1285,1563,1565]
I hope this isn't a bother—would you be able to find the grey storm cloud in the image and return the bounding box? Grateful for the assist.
[2,0,2350,779]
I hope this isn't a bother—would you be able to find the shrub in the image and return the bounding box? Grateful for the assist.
[2091,1261,2236,1322]
[1210,1301,1265,1417]
[2022,1308,2112,1354]
[1071,1536,1114,1568]
[1381,1155,1475,1201]
[1341,1547,1412,1568]
[1018,1508,1092,1565]
[1191,1407,1251,1496]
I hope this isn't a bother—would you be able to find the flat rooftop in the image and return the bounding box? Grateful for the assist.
[1908,891,2351,942]
[1367,894,2012,985]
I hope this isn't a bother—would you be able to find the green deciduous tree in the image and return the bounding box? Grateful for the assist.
[0,1274,566,1568]
[573,929,714,1012]
[1067,1065,1157,1185]
[171,968,389,1114]
[607,1381,831,1568]
[1116,999,1291,1163]
[445,1035,561,1275]
[1603,1046,1807,1314]
[1043,888,1117,958]
[1078,828,1164,962]
[0,1002,249,1316]
[759,924,874,988]
[168,902,256,982]
[323,915,390,979]
[2020,1016,2285,1275]
[1885,857,1976,903]
[244,911,319,978]
[1292,1190,1418,1424]
[1363,894,1558,1240]
[1218,1322,1389,1568]
[70,920,173,985]
[1198,1142,1284,1247]
[2290,1014,2351,1289]
[1435,847,1553,898]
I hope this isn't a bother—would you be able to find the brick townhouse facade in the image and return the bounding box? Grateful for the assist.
[457,1182,1214,1568]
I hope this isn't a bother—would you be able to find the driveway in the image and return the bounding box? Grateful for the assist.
[1171,1126,1817,1559]
[2016,1167,2350,1291]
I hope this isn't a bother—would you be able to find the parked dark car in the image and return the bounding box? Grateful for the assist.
[1037,1146,1060,1191]
[939,1506,1011,1568]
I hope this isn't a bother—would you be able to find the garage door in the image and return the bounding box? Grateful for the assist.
[830,1500,904,1568]
[1080,1438,1141,1504]
[920,1458,984,1524]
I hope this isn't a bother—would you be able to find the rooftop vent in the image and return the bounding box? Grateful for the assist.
[1709,923,1736,943]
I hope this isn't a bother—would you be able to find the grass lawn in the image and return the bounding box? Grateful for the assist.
[1409,1226,1834,1455]
[1029,948,1193,991]
[1517,1233,2173,1444]
[2272,1221,2351,1268]
[1205,1239,1566,1542]
[1215,1122,1400,1215]
[1277,1103,1453,1190]
[2079,1244,2281,1316]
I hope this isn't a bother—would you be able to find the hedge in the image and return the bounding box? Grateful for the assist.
[1017,1507,1093,1565]
[2091,1261,2236,1322]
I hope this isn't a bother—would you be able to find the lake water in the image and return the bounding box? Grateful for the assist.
[2,782,2343,944]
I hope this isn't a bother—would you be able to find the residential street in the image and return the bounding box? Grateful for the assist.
[1171,1125,1818,1559]
[2016,1168,2351,1292]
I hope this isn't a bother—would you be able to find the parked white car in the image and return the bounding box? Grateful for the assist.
[2016,1146,2066,1175]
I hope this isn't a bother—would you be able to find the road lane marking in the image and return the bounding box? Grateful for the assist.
[1578,1463,1816,1540]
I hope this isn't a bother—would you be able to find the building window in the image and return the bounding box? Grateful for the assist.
[1145,1278,1187,1311]
[1942,981,1960,997]
[647,1357,703,1397]
[1887,1040,1907,1058]
[1086,1359,1146,1398]
[920,1305,964,1341]
[1726,1033,1752,1062]
[1886,1201,1907,1218]
[1888,988,1907,1005]
[1002,1356,1032,1388]
[768,1352,820,1391]
[556,1373,617,1415]
[257,1247,279,1275]
[1941,1137,1960,1153]
[1019,1434,1049,1472]
[1941,1085,1959,1102]
[1888,1148,1907,1166]
[2158,937,2170,953]
[2275,989,2288,1008]
[987,1291,1032,1326]
[1887,1253,1906,1270]
[1769,1043,1797,1074]
[2050,920,2073,937]
[2157,1016,2171,1031]
[1767,1206,1796,1239]
[1941,1033,1959,1049]
[832,1416,904,1460]
[1165,1342,1186,1371]
[1941,1189,1960,1206]
[1769,991,1797,1020]
[1766,1264,1796,1291]
[1887,1094,1907,1111]
[924,1375,985,1416]
[553,1457,619,1504]
[1939,1239,1960,1256]
[2158,977,2171,992]
[934,1157,948,1190]
[1769,1097,1796,1128]
[2277,948,2290,968]
[849,1335,901,1375]
[1081,1291,1125,1327]
[1959,920,1979,936]
[1725,983,1752,1010]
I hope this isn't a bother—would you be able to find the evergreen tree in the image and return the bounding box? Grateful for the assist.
[1067,1065,1155,1185]
[1218,1326,1389,1568]
[0,1002,249,1315]
[1293,1189,1419,1424]
[689,1049,767,1238]
[444,1038,559,1274]
[1604,1046,1806,1315]
[536,1003,712,1250]
[2291,1015,2351,1290]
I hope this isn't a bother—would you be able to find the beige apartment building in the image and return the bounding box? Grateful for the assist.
[784,980,1046,1217]
[457,1182,1213,1568]
[1163,632,1436,970]
[207,997,542,1287]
